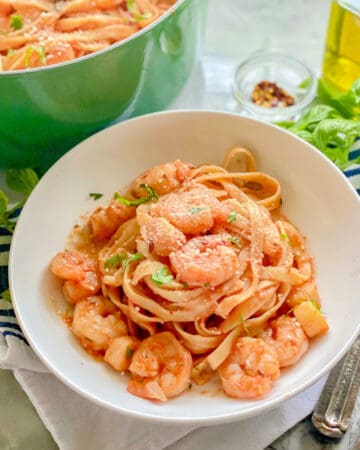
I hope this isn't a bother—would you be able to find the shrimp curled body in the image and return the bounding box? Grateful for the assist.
[127,332,192,402]
[50,250,101,302]
[170,235,239,288]
[262,316,309,367]
[131,160,195,197]
[218,337,280,399]
[72,297,127,352]
[155,185,221,235]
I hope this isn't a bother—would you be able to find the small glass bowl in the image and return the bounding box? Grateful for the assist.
[233,50,317,122]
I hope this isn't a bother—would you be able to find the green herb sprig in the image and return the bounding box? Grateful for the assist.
[125,346,134,359]
[1,289,11,303]
[227,211,237,223]
[114,184,158,207]
[188,206,206,215]
[104,252,143,271]
[89,192,103,200]
[151,266,173,287]
[0,169,39,234]
[24,45,47,68]
[10,14,23,30]
[126,0,152,21]
[239,312,250,336]
[278,78,360,170]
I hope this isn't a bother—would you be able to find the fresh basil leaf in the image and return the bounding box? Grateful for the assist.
[294,105,340,132]
[276,121,296,129]
[313,119,360,150]
[297,77,312,89]
[6,168,39,195]
[291,129,314,144]
[0,190,8,217]
[1,289,11,303]
[349,79,360,104]
[312,118,360,169]
[317,78,355,118]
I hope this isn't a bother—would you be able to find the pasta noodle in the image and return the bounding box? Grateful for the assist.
[50,147,329,402]
[0,0,174,71]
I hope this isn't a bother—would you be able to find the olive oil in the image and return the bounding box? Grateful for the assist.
[323,1,360,91]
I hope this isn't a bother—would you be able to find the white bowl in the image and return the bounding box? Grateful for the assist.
[9,111,360,425]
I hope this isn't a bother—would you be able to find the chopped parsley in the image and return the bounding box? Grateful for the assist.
[204,282,210,288]
[114,184,158,207]
[310,299,322,312]
[89,192,103,200]
[104,252,143,271]
[125,346,134,359]
[10,14,23,30]
[24,45,47,68]
[227,211,237,223]
[1,289,11,303]
[228,236,239,246]
[104,254,121,269]
[188,206,206,215]
[280,233,288,241]
[182,282,189,288]
[151,266,173,287]
[126,0,152,20]
[7,48,14,57]
[239,312,250,336]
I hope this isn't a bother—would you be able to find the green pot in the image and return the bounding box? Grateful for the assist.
[0,0,207,169]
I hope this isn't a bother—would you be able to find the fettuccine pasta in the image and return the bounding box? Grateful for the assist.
[50,147,329,402]
[0,0,174,71]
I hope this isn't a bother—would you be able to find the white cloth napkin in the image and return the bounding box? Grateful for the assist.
[0,321,327,450]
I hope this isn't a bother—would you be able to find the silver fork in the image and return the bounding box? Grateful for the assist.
[311,334,360,437]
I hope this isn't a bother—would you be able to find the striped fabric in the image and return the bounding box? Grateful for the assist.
[0,226,29,345]
[1,147,360,346]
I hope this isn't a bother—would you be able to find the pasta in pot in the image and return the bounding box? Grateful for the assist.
[50,147,329,402]
[0,0,175,71]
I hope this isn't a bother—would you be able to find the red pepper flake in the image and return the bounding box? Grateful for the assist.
[251,81,295,108]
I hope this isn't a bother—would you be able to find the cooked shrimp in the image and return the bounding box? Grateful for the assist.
[218,337,280,399]
[261,316,309,367]
[170,235,239,288]
[155,185,222,235]
[72,296,127,352]
[51,250,101,302]
[89,199,136,241]
[104,336,138,372]
[130,160,195,197]
[127,331,192,402]
[140,217,186,257]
